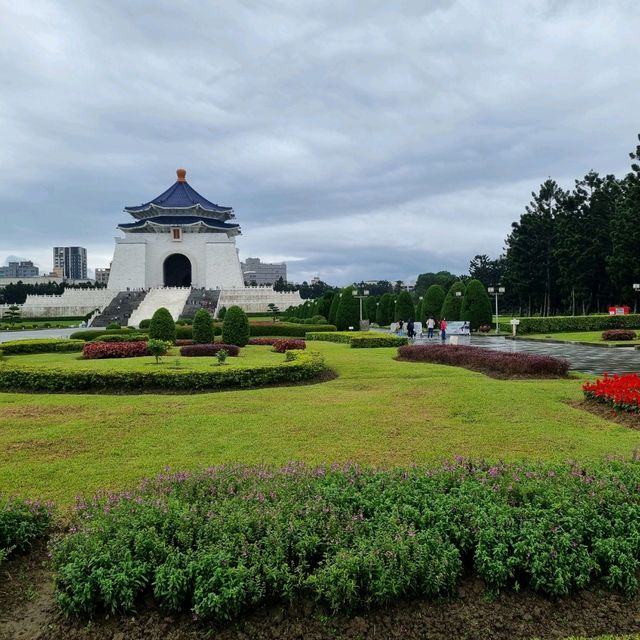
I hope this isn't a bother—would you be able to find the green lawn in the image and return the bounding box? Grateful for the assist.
[3,346,284,370]
[0,341,637,506]
[521,331,640,345]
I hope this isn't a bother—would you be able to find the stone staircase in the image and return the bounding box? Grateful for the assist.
[91,291,147,327]
[128,287,191,327]
[180,288,220,320]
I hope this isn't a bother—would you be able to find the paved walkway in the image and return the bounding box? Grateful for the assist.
[0,328,78,343]
[412,334,640,375]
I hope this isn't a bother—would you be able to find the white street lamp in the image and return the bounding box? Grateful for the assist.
[488,286,505,334]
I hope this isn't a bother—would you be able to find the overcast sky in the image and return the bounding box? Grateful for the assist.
[1,1,639,284]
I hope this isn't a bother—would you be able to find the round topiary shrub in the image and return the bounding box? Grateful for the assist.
[394,291,415,322]
[192,309,214,344]
[149,307,176,344]
[217,306,227,320]
[139,319,151,329]
[221,306,249,346]
[460,279,492,330]
[335,287,360,331]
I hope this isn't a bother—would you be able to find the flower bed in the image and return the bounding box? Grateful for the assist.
[583,373,640,413]
[52,459,640,621]
[397,344,569,377]
[0,351,327,392]
[306,331,408,347]
[1,495,53,566]
[82,341,150,359]
[0,338,85,355]
[248,338,306,352]
[601,329,637,341]
[179,344,240,357]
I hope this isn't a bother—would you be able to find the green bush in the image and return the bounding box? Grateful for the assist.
[327,294,340,325]
[376,293,394,326]
[394,291,415,322]
[217,306,227,320]
[70,328,134,341]
[192,309,214,344]
[106,323,120,330]
[440,281,466,321]
[0,338,85,355]
[306,331,408,347]
[51,459,640,621]
[249,323,336,337]
[222,306,250,346]
[149,308,176,344]
[94,334,148,343]
[421,285,445,323]
[365,296,378,321]
[147,339,172,364]
[1,495,53,565]
[499,314,640,335]
[460,279,492,330]
[0,351,326,393]
[335,287,360,331]
[138,319,151,329]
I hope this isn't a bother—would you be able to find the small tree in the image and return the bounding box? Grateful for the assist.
[216,349,228,365]
[422,285,445,323]
[147,339,171,364]
[376,293,394,326]
[460,279,492,330]
[192,308,214,344]
[5,305,21,325]
[267,303,280,322]
[217,306,227,320]
[440,281,466,321]
[365,295,378,321]
[222,305,250,346]
[335,287,359,331]
[394,291,415,321]
[148,307,176,343]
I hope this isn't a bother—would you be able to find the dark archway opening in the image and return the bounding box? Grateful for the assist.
[163,254,192,287]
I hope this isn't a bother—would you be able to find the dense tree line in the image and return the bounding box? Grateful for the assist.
[0,281,106,305]
[468,134,640,316]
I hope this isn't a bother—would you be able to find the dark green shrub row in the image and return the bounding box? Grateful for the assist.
[52,459,640,621]
[1,495,53,566]
[306,331,408,347]
[499,314,640,335]
[0,351,326,393]
[94,334,148,343]
[70,328,136,341]
[0,338,85,355]
[250,323,336,338]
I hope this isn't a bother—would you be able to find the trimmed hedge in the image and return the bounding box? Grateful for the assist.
[179,344,240,357]
[248,338,306,352]
[51,460,640,621]
[70,328,135,341]
[249,323,336,337]
[397,344,569,377]
[0,338,85,355]
[0,351,327,393]
[306,331,408,348]
[500,314,640,335]
[602,329,637,341]
[94,334,148,343]
[83,342,149,359]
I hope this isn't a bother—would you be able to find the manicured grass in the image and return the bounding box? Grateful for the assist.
[1,346,284,370]
[521,331,640,345]
[0,342,638,506]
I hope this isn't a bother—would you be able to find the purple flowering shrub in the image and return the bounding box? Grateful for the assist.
[1,495,54,565]
[601,329,637,341]
[397,344,569,377]
[179,343,240,357]
[52,459,640,620]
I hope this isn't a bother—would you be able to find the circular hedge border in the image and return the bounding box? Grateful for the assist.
[0,350,327,393]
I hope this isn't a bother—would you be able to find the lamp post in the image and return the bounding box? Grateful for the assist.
[487,286,505,334]
[352,289,370,324]
[634,284,640,313]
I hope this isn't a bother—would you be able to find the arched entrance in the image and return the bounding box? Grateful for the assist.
[163,254,192,287]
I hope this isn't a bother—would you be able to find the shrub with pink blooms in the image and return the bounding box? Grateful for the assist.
[601,329,637,341]
[82,341,149,359]
[248,338,306,352]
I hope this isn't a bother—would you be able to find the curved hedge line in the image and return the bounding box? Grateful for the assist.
[249,323,336,337]
[0,351,327,393]
[306,331,408,347]
[70,328,137,341]
[0,338,85,355]
[499,314,640,335]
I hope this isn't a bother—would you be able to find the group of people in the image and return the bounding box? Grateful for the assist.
[396,317,448,342]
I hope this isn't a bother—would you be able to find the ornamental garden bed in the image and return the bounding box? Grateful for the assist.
[0,348,328,393]
[306,331,408,347]
[397,344,570,378]
[581,374,640,429]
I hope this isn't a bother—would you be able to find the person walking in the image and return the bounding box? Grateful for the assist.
[440,317,447,343]
[396,319,404,335]
[407,319,415,339]
[426,316,435,339]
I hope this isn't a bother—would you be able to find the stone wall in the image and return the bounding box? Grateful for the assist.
[216,287,303,315]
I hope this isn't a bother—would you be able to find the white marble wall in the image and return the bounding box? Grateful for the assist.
[216,288,303,315]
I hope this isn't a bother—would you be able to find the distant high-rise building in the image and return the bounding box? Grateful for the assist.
[94,267,110,285]
[241,257,287,286]
[53,246,87,280]
[0,260,39,278]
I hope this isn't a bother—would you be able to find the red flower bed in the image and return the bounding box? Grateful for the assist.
[248,338,306,353]
[179,344,240,357]
[83,341,149,359]
[583,373,640,412]
[175,339,195,346]
[601,329,637,341]
[397,344,569,377]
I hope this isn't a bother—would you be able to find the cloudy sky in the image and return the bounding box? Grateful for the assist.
[1,0,639,284]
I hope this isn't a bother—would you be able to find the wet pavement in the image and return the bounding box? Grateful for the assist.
[0,328,79,343]
[412,334,640,376]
